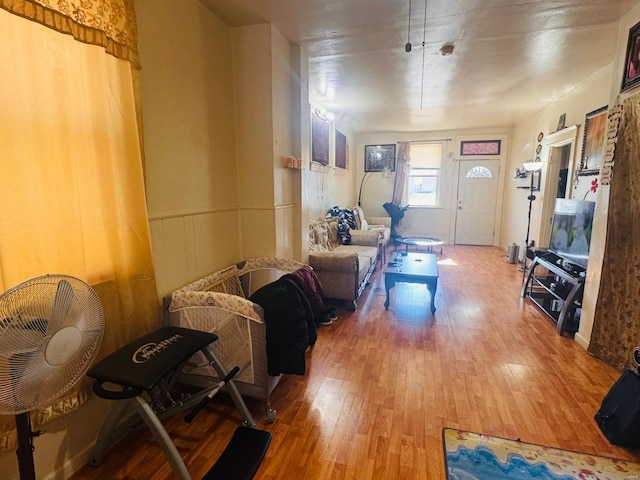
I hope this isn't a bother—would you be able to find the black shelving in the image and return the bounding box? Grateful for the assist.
[521,252,585,335]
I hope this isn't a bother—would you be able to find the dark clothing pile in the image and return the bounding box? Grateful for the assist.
[249,266,335,377]
[326,206,357,244]
[283,266,325,326]
[250,277,316,376]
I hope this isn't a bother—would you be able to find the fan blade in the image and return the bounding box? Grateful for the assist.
[48,279,73,333]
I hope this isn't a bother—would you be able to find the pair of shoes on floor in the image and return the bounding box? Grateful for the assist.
[319,307,338,326]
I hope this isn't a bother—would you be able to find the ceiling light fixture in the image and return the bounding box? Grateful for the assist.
[420,0,428,110]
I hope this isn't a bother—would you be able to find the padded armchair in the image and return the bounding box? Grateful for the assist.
[351,205,391,248]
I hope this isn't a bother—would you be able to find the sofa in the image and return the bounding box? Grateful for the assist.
[308,206,391,310]
[163,257,309,423]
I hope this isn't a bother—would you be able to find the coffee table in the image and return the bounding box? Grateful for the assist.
[395,236,443,254]
[384,251,438,313]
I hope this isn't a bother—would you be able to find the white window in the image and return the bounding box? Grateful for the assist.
[405,143,443,206]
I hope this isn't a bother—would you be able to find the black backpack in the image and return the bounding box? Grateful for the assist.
[595,368,640,447]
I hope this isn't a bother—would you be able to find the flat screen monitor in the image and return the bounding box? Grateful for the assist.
[548,199,595,268]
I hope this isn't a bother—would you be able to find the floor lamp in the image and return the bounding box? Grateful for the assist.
[521,161,543,282]
[358,165,392,207]
[357,171,371,207]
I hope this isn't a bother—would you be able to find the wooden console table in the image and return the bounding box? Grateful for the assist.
[521,252,585,335]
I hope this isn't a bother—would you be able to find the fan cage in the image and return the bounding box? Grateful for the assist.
[0,274,104,415]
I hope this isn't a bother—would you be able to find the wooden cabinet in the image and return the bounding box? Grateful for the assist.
[521,251,585,335]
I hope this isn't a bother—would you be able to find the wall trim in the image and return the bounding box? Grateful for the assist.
[574,331,589,350]
[238,204,296,212]
[148,207,237,221]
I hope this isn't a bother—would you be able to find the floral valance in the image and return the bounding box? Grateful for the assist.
[0,0,140,67]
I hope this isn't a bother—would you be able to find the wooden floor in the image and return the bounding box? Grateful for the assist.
[71,245,639,479]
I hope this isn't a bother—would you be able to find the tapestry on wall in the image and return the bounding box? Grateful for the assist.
[589,91,640,371]
[600,103,623,185]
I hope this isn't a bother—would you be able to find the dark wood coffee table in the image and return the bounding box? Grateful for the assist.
[384,251,438,313]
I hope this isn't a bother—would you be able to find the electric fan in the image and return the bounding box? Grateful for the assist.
[0,274,105,480]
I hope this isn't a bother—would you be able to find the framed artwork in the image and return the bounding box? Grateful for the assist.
[556,113,566,132]
[622,21,640,92]
[364,144,395,172]
[578,105,608,175]
[311,110,329,166]
[335,130,347,169]
[460,140,501,156]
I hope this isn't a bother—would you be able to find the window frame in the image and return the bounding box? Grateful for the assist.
[405,142,445,208]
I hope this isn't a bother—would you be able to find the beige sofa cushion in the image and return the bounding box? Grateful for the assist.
[309,219,330,252]
[336,244,377,266]
[310,218,341,252]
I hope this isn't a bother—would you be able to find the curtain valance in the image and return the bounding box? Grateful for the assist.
[0,0,140,67]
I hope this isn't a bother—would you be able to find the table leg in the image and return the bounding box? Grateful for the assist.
[384,275,394,310]
[427,278,438,313]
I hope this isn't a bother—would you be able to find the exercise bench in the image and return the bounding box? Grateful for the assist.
[87,326,271,480]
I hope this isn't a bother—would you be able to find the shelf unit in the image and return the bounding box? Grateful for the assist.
[521,251,585,335]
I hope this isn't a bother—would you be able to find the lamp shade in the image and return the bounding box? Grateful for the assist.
[522,161,543,172]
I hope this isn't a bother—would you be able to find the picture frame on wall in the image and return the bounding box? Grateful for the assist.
[335,130,347,169]
[311,110,330,165]
[621,20,640,92]
[364,144,396,172]
[578,105,608,176]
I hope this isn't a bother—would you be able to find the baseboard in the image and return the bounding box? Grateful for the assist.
[574,331,589,350]
[41,442,94,480]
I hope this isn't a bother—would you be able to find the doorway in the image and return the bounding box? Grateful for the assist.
[537,126,579,248]
[454,159,500,245]
[549,144,571,200]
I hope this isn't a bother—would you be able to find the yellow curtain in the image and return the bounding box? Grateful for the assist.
[0,7,158,450]
[0,0,140,67]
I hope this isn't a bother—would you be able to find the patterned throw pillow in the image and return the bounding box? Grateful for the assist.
[337,219,351,245]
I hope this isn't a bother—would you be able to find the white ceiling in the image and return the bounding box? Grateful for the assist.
[201,0,639,133]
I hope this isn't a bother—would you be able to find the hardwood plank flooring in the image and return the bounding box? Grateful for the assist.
[70,246,640,479]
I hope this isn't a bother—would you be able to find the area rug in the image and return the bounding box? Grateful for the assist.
[443,428,640,480]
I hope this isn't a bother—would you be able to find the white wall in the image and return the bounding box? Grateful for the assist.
[501,67,613,256]
[356,128,510,245]
[305,110,358,223]
[139,0,243,296]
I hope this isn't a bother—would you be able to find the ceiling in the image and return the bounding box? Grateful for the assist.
[201,0,639,134]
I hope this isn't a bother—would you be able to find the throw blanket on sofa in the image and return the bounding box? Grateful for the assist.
[326,206,357,244]
[250,278,317,376]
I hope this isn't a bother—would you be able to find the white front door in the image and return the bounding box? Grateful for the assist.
[455,160,500,245]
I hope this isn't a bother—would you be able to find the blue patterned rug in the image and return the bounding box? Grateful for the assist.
[443,428,640,479]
